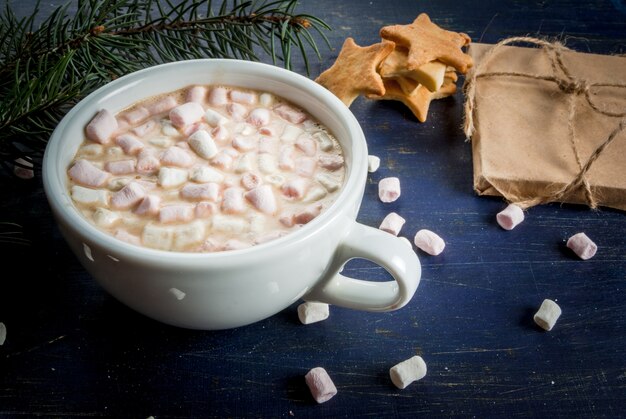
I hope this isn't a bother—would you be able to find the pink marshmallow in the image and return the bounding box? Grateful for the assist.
[105,159,136,175]
[180,183,220,201]
[305,367,337,404]
[195,201,218,218]
[567,232,597,260]
[279,211,295,227]
[240,172,261,190]
[230,90,257,105]
[147,96,178,115]
[318,154,344,171]
[274,103,307,124]
[68,159,110,187]
[169,102,205,128]
[136,149,161,175]
[221,187,246,214]
[296,135,317,156]
[85,109,118,144]
[295,157,317,177]
[281,177,309,199]
[160,146,194,167]
[496,204,525,230]
[159,204,195,223]
[121,107,150,124]
[110,182,146,210]
[378,177,401,203]
[247,108,271,126]
[379,212,406,236]
[208,87,229,106]
[186,86,207,103]
[414,229,445,256]
[134,195,161,216]
[115,134,144,155]
[244,185,277,214]
[132,119,158,137]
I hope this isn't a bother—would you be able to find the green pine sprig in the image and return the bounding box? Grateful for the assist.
[0,0,331,177]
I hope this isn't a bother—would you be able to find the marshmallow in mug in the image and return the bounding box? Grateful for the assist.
[68,85,346,252]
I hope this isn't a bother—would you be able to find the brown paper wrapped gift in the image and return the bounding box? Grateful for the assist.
[464,38,626,211]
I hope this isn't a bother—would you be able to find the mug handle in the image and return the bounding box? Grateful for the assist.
[305,220,421,311]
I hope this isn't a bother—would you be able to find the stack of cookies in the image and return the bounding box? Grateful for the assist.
[315,13,472,122]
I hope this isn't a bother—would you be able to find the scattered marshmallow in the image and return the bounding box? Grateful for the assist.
[173,221,206,250]
[14,158,34,179]
[221,187,246,214]
[567,232,597,260]
[379,212,406,236]
[413,229,445,255]
[533,299,562,331]
[121,107,150,124]
[297,302,330,325]
[378,177,401,203]
[367,155,380,173]
[281,125,304,142]
[389,356,427,389]
[305,367,337,404]
[496,204,525,230]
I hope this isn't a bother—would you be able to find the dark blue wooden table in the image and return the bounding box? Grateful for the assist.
[1,0,625,417]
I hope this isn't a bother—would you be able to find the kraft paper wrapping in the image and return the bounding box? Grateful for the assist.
[465,41,626,211]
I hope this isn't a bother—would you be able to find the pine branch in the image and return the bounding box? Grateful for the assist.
[0,0,331,177]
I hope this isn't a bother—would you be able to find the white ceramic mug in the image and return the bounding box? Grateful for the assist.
[43,59,421,330]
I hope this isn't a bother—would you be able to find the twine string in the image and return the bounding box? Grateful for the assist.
[463,36,626,209]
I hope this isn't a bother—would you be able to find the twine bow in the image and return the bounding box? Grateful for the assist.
[463,36,626,209]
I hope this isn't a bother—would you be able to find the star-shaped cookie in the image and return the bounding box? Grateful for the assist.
[368,75,457,122]
[315,37,395,107]
[380,13,472,74]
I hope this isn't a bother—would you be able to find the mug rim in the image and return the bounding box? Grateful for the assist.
[42,59,368,268]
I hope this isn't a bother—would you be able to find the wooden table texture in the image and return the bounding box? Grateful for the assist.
[1,0,625,417]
